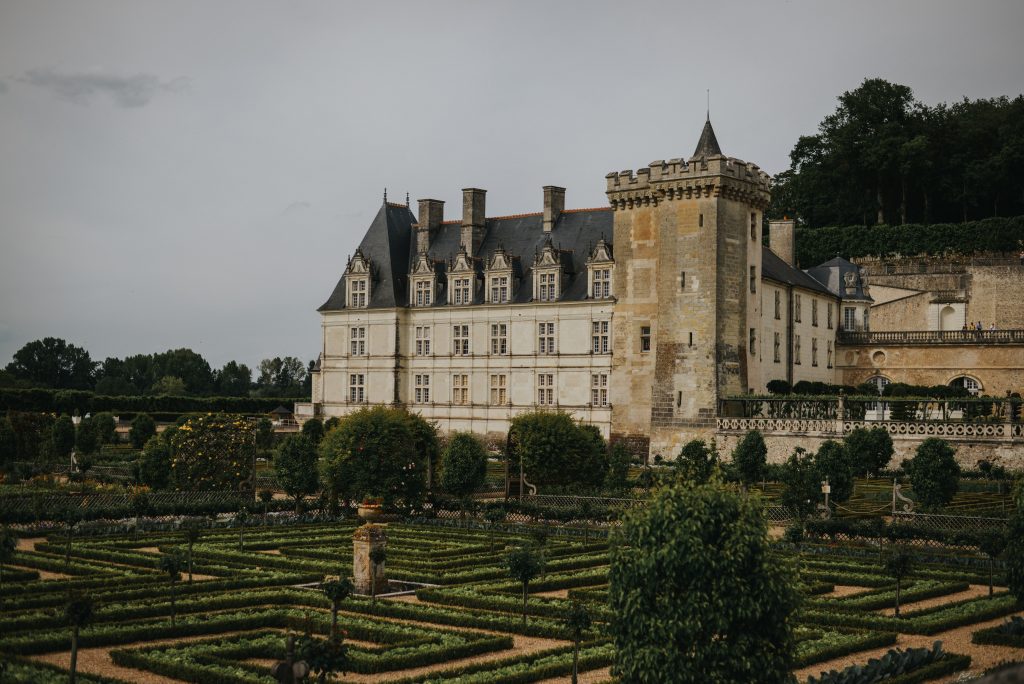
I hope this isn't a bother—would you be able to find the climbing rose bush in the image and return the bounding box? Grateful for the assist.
[170,414,255,491]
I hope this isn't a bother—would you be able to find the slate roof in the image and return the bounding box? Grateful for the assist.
[805,256,874,302]
[762,247,837,298]
[690,118,723,161]
[319,203,613,311]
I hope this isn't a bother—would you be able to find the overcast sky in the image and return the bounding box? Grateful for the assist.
[1,1,1022,374]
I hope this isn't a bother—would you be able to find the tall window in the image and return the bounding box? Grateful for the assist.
[414,280,432,307]
[453,324,470,356]
[827,341,833,368]
[537,373,554,405]
[811,338,818,367]
[827,304,833,329]
[348,373,365,403]
[774,290,781,320]
[538,272,557,302]
[749,266,756,293]
[490,323,508,355]
[350,326,366,356]
[591,373,608,407]
[415,326,431,355]
[592,268,611,298]
[640,326,652,352]
[414,374,430,403]
[811,300,818,327]
[538,322,555,354]
[489,374,507,405]
[863,308,870,331]
[794,294,802,322]
[452,374,469,405]
[794,335,801,365]
[592,320,610,354]
[490,276,509,304]
[452,277,471,305]
[750,212,757,240]
[349,279,367,308]
[844,306,856,331]
[773,332,781,363]
[749,328,756,355]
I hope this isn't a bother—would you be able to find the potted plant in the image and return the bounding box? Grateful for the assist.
[357,495,384,522]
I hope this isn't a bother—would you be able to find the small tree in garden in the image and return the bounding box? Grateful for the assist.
[51,415,76,460]
[302,418,325,445]
[368,546,386,604]
[885,548,914,617]
[780,448,820,520]
[484,506,506,552]
[904,438,960,511]
[298,633,348,683]
[274,435,319,513]
[674,439,718,484]
[255,417,274,454]
[843,426,894,477]
[0,526,17,597]
[236,507,249,551]
[813,440,855,504]
[92,412,117,445]
[129,413,156,449]
[564,601,592,684]
[732,430,768,490]
[159,552,183,625]
[139,434,173,489]
[609,483,800,683]
[181,521,202,584]
[507,545,542,626]
[977,531,1008,597]
[321,577,353,640]
[130,489,151,540]
[508,410,607,487]
[62,507,81,569]
[439,432,488,516]
[64,593,95,684]
[323,416,341,433]
[604,442,632,492]
[259,488,274,521]
[170,414,256,491]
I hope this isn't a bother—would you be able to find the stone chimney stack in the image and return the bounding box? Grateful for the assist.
[769,218,796,267]
[415,199,444,254]
[542,186,565,233]
[461,188,486,257]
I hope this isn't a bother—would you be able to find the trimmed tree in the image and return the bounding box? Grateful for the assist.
[129,413,156,449]
[885,549,914,617]
[732,430,768,489]
[181,521,202,584]
[62,506,81,568]
[274,435,319,513]
[507,545,542,626]
[170,414,255,491]
[92,412,117,445]
[843,426,894,477]
[322,577,354,640]
[564,601,592,684]
[64,593,95,684]
[0,526,16,598]
[674,439,718,484]
[74,417,99,456]
[977,531,1008,598]
[302,418,325,445]
[51,415,76,460]
[604,442,632,492]
[904,438,960,511]
[139,435,172,489]
[438,432,488,504]
[813,440,855,504]
[0,416,16,471]
[780,448,820,520]
[1005,481,1024,604]
[159,552,183,625]
[508,410,607,488]
[609,483,800,683]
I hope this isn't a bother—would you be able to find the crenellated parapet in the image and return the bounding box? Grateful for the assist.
[605,155,771,210]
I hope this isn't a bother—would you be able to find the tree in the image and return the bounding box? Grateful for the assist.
[674,439,718,484]
[976,531,1008,598]
[159,552,183,625]
[170,414,255,491]
[904,438,960,511]
[256,356,307,397]
[609,483,799,683]
[439,432,488,499]
[319,406,431,509]
[62,507,81,568]
[0,417,16,471]
[321,577,353,640]
[298,633,348,683]
[91,412,117,445]
[780,448,820,520]
[130,413,156,449]
[369,546,386,604]
[130,490,151,540]
[605,442,632,492]
[255,417,274,453]
[813,440,855,504]
[149,375,187,396]
[323,416,341,433]
[236,507,249,551]
[885,549,914,617]
[302,418,325,445]
[732,430,767,489]
[843,427,894,477]
[507,546,542,626]
[564,601,592,684]
[0,526,16,597]
[274,435,319,513]
[64,593,95,684]
[151,348,215,395]
[5,337,96,389]
[139,435,173,489]
[259,488,274,520]
[52,414,77,460]
[74,417,99,456]
[508,410,607,487]
[1007,481,1024,604]
[215,360,252,396]
[181,521,202,584]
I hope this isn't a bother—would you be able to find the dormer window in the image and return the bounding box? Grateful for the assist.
[485,247,516,304]
[344,249,372,309]
[413,280,433,306]
[537,272,557,301]
[532,240,565,303]
[491,276,510,303]
[452,277,471,305]
[448,246,478,306]
[349,279,368,308]
[586,237,614,299]
[409,253,437,307]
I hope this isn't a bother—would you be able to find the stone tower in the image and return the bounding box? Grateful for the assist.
[606,119,770,458]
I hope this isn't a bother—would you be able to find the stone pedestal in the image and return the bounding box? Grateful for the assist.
[352,523,387,595]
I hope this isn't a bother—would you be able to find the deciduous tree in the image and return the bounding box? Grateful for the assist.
[6,337,96,389]
[843,426,894,477]
[732,430,767,489]
[904,438,960,511]
[274,435,319,513]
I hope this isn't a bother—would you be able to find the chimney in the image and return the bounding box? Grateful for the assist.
[543,186,565,233]
[461,188,486,257]
[415,199,444,254]
[769,218,796,267]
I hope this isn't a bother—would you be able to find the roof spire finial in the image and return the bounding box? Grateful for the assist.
[383,187,388,204]
[405,191,410,207]
[706,89,710,122]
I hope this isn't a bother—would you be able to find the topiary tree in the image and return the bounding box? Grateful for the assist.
[274,435,319,513]
[302,418,325,445]
[564,601,592,684]
[170,414,255,491]
[64,593,95,684]
[51,415,76,460]
[319,406,430,510]
[732,430,767,489]
[323,416,341,433]
[508,410,607,488]
[255,417,274,454]
[236,507,249,551]
[181,520,202,584]
[74,417,99,456]
[813,440,855,504]
[885,548,914,617]
[321,577,353,640]
[507,545,542,626]
[604,442,632,492]
[904,438,960,511]
[843,426,894,477]
[92,412,117,445]
[609,483,800,683]
[1005,480,1024,605]
[61,506,81,569]
[674,439,718,484]
[130,489,151,540]
[780,448,820,520]
[138,435,172,489]
[438,432,488,502]
[766,379,792,395]
[129,413,156,449]
[977,530,1008,598]
[159,552,183,625]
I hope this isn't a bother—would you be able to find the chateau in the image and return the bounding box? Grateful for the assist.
[300,120,1024,463]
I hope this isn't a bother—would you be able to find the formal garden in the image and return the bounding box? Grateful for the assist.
[0,406,1023,682]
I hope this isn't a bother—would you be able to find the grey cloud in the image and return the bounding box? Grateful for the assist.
[284,201,311,215]
[18,68,187,107]
[0,80,7,94]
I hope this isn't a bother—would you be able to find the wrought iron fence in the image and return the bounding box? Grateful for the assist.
[891,510,1008,533]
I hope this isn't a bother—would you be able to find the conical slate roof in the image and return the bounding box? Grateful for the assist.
[690,118,723,161]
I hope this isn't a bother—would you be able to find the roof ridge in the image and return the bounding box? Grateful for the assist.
[561,206,612,214]
[489,211,543,220]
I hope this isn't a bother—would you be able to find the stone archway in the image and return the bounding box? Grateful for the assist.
[939,305,958,331]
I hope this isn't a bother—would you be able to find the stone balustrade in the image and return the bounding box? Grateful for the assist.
[838,329,1024,345]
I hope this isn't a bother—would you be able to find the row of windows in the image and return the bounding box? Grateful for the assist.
[772,291,835,329]
[768,333,833,367]
[347,372,610,407]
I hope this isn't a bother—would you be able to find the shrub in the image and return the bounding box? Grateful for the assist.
[732,430,767,487]
[52,414,76,459]
[904,439,960,511]
[273,435,319,512]
[169,414,255,491]
[138,435,172,489]
[781,448,820,519]
[438,432,488,499]
[766,380,792,395]
[508,411,606,487]
[843,426,894,477]
[92,412,117,444]
[674,439,718,484]
[75,417,99,456]
[130,414,156,449]
[814,440,855,503]
[301,418,325,445]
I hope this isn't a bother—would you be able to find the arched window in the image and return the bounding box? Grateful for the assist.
[949,376,982,396]
[867,375,891,395]
[939,305,958,331]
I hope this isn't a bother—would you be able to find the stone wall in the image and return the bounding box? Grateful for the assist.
[870,291,930,332]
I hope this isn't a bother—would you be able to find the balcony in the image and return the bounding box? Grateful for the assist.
[837,329,1024,345]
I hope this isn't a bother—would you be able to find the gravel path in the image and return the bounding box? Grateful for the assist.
[873,584,992,617]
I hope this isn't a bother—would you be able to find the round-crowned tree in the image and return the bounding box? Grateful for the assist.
[74,418,99,456]
[138,435,172,489]
[130,414,156,449]
[813,440,855,504]
[273,434,319,512]
[1005,480,1024,603]
[732,430,767,488]
[674,439,718,484]
[169,414,255,491]
[301,418,325,445]
[780,447,820,520]
[318,406,431,509]
[609,483,799,683]
[92,412,117,445]
[904,438,960,511]
[51,415,76,459]
[439,432,488,499]
[842,426,894,477]
[509,410,606,487]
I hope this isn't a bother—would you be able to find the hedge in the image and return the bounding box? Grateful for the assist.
[0,388,304,414]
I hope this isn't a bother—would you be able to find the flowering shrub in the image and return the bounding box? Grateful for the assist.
[170,414,254,491]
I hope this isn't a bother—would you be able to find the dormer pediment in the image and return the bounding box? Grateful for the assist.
[345,249,372,276]
[534,242,562,269]
[587,237,614,265]
[450,247,478,275]
[487,247,513,271]
[411,253,437,276]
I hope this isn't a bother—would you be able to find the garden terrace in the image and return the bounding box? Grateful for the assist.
[837,329,1024,345]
